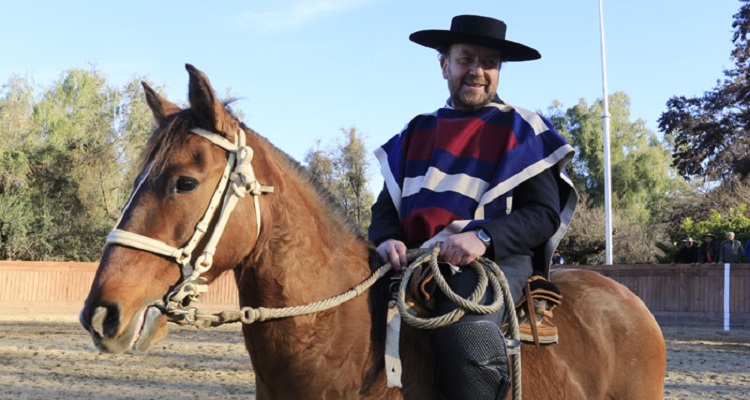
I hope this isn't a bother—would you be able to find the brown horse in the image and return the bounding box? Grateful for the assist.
[80,64,666,399]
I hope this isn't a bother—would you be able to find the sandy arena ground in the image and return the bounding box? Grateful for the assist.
[1,315,749,399]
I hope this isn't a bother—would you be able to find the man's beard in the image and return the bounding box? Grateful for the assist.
[448,79,494,112]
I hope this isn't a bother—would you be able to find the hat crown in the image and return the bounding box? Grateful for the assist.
[451,15,507,40]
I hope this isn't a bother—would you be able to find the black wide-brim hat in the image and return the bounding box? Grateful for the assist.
[409,15,541,62]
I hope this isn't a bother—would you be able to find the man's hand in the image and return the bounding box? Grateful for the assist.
[438,231,487,266]
[376,239,408,271]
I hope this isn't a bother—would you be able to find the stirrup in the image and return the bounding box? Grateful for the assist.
[518,307,559,345]
[511,275,562,347]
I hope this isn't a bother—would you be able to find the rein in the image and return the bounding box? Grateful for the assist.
[175,247,516,331]
[105,127,274,315]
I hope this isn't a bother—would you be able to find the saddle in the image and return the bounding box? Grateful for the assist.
[406,268,562,347]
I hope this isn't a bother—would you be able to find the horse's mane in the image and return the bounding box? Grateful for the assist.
[237,122,366,241]
[136,104,365,240]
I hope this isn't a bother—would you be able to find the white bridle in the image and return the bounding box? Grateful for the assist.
[105,127,274,314]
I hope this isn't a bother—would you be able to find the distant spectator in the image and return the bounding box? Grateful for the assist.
[698,233,718,264]
[718,231,745,263]
[551,249,564,265]
[673,237,699,264]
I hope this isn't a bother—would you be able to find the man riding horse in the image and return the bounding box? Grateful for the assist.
[369,15,576,400]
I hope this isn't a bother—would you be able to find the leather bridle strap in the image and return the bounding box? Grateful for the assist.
[105,127,274,313]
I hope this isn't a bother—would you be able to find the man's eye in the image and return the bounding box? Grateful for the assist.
[175,177,198,193]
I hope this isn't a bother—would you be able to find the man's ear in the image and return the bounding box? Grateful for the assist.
[440,57,449,79]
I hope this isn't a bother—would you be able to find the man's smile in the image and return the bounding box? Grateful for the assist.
[463,81,487,89]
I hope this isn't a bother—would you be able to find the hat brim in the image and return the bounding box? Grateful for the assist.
[409,29,541,62]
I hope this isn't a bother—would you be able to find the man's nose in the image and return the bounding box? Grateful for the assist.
[469,62,484,75]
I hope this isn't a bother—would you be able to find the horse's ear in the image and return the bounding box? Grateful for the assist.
[141,82,181,124]
[186,64,228,131]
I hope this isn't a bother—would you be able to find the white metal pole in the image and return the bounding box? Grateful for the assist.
[598,0,614,265]
[724,263,731,331]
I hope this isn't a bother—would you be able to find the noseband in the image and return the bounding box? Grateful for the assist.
[105,127,274,317]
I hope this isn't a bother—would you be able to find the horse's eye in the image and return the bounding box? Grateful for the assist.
[175,177,198,193]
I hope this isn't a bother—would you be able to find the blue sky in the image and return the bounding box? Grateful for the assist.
[1,0,741,192]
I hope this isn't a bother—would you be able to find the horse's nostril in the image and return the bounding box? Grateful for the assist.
[90,305,120,338]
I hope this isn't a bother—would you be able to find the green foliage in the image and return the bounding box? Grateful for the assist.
[304,127,375,237]
[547,92,689,263]
[548,92,686,226]
[0,67,158,260]
[680,205,750,243]
[0,192,32,259]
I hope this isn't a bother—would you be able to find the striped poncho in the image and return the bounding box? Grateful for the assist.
[374,101,577,266]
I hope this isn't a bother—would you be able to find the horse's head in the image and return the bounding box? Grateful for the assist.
[80,64,272,353]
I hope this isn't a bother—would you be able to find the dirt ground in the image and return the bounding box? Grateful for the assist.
[1,315,749,399]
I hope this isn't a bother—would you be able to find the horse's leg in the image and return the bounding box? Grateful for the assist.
[400,325,438,400]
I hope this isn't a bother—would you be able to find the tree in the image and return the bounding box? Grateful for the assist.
[545,92,688,263]
[560,195,669,265]
[680,206,750,246]
[0,75,36,259]
[0,67,157,260]
[304,127,374,236]
[547,92,685,226]
[659,1,750,184]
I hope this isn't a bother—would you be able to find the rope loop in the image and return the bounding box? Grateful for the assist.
[241,308,259,324]
[246,180,263,196]
[235,164,256,181]
[237,145,254,163]
[194,253,214,274]
[392,246,509,329]
[230,180,248,197]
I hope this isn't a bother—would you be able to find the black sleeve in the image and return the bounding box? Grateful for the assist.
[477,168,561,261]
[368,184,404,245]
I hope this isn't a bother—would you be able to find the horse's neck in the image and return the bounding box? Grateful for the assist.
[237,139,385,394]
[253,142,372,301]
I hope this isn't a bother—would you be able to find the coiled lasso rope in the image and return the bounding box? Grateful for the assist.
[171,245,522,400]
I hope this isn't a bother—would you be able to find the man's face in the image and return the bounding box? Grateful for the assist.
[686,241,694,247]
[441,43,501,112]
[705,236,713,243]
[728,233,735,240]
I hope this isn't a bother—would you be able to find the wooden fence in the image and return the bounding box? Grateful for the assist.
[0,261,238,318]
[1,261,748,328]
[560,263,750,328]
